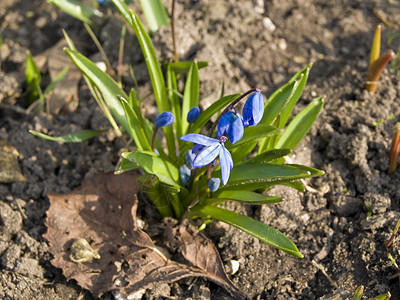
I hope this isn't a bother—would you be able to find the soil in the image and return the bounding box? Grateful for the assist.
[1,0,400,299]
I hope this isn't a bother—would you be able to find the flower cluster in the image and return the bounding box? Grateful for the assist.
[180,91,264,189]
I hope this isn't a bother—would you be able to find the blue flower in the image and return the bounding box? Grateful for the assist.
[217,111,244,144]
[155,112,175,128]
[187,106,200,124]
[208,178,221,192]
[180,134,233,185]
[96,0,108,6]
[243,92,264,127]
[179,164,191,185]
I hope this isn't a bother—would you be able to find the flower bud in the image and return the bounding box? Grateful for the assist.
[187,106,200,124]
[243,92,264,127]
[155,112,175,128]
[208,178,221,192]
[179,164,191,185]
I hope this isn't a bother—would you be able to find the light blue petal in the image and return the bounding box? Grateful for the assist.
[193,142,221,167]
[219,145,233,185]
[242,94,254,126]
[252,93,264,126]
[217,112,231,137]
[228,113,244,144]
[180,134,218,146]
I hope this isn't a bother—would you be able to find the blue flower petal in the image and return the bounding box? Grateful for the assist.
[187,106,200,124]
[193,142,221,167]
[217,112,231,138]
[181,134,218,146]
[243,92,264,127]
[219,145,233,185]
[155,111,175,128]
[217,112,244,144]
[228,113,244,144]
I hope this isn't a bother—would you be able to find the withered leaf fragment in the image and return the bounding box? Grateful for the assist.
[44,173,245,298]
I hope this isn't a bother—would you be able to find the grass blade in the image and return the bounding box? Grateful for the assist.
[138,0,170,33]
[29,129,108,143]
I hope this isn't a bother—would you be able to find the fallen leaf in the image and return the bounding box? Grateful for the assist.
[169,225,247,299]
[44,172,245,298]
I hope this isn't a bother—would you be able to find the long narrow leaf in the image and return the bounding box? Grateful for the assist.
[167,65,182,138]
[275,97,324,150]
[112,0,176,157]
[29,129,108,143]
[191,205,303,257]
[43,66,70,95]
[138,0,170,33]
[169,61,209,74]
[181,62,199,135]
[64,48,130,132]
[219,163,323,191]
[278,65,311,129]
[189,93,241,133]
[226,124,278,148]
[119,97,152,151]
[25,51,41,105]
[122,151,181,188]
[48,0,103,24]
[212,190,282,205]
[243,148,291,164]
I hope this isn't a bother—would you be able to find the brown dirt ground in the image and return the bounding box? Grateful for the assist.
[1,0,400,299]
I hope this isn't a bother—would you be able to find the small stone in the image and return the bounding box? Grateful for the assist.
[1,244,21,269]
[263,17,276,32]
[225,259,240,275]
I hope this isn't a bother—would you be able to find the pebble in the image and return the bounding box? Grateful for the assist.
[263,17,276,32]
[225,259,240,275]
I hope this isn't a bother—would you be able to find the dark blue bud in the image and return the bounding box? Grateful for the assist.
[96,0,108,6]
[217,111,244,144]
[155,112,175,128]
[187,106,200,124]
[208,178,221,192]
[179,165,191,185]
[243,92,264,127]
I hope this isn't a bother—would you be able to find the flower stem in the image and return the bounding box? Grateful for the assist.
[208,88,258,136]
[152,126,158,151]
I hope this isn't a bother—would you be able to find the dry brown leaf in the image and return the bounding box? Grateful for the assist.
[170,225,247,299]
[45,172,245,298]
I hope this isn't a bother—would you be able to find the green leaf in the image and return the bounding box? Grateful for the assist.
[211,190,282,205]
[181,62,199,135]
[119,97,152,151]
[169,61,209,74]
[29,129,108,143]
[189,93,241,133]
[25,51,41,105]
[47,0,103,24]
[167,65,182,138]
[275,97,324,150]
[259,80,296,126]
[64,48,131,132]
[115,158,139,174]
[43,66,70,95]
[220,163,322,191]
[226,124,278,148]
[243,148,291,164]
[279,65,311,129]
[191,205,303,257]
[122,151,181,188]
[138,0,170,33]
[112,0,175,157]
